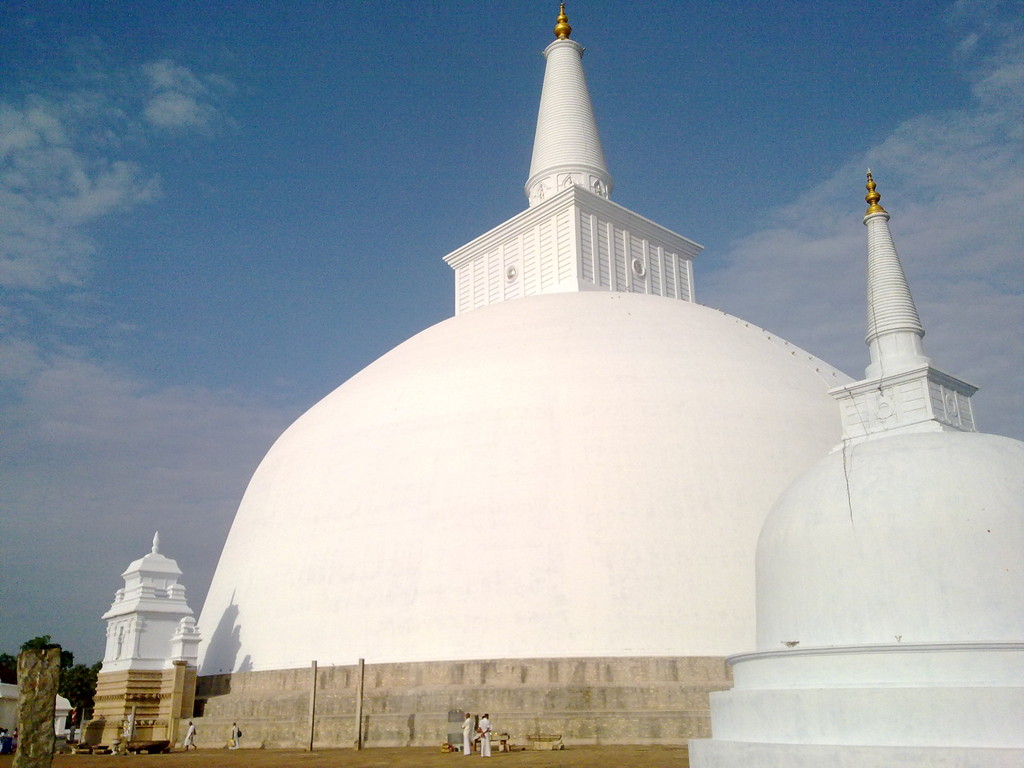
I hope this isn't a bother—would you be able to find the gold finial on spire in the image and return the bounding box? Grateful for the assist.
[865,169,887,215]
[554,3,572,39]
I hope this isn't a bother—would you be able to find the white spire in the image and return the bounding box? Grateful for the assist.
[443,5,702,314]
[830,173,977,442]
[152,530,160,554]
[862,170,929,378]
[525,4,613,207]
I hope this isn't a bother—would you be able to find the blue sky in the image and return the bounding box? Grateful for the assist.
[2,1,1021,663]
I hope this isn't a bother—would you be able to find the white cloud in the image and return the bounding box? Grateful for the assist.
[144,91,209,129]
[0,97,159,290]
[142,59,222,130]
[143,59,205,93]
[0,57,231,292]
[956,31,981,57]
[703,12,1023,440]
[0,100,66,156]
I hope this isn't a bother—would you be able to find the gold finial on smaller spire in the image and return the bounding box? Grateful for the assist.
[554,3,572,40]
[865,169,887,215]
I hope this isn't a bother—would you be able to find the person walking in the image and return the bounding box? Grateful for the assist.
[461,713,475,755]
[477,713,492,757]
[182,721,197,750]
[228,722,241,749]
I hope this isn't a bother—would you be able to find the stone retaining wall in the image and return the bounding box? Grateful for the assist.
[190,656,730,749]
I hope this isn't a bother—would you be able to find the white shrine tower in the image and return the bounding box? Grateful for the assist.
[689,176,1024,767]
[444,3,701,314]
[84,533,201,749]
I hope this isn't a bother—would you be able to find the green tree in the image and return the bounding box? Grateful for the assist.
[60,662,102,712]
[0,653,16,684]
[20,635,74,669]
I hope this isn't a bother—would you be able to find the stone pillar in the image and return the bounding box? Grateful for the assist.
[354,659,365,750]
[307,660,317,751]
[166,660,187,746]
[14,646,60,768]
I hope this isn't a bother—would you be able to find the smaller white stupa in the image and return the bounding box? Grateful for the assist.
[689,174,1024,767]
[100,532,200,672]
[85,533,201,747]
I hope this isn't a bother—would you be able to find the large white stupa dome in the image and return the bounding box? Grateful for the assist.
[198,291,847,673]
[195,9,852,683]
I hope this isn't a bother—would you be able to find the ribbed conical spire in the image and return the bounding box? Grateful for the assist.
[863,171,929,378]
[830,173,977,443]
[525,5,612,207]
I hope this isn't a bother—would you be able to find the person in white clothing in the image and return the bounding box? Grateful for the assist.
[461,713,475,755]
[229,722,241,749]
[182,721,197,750]
[477,714,492,757]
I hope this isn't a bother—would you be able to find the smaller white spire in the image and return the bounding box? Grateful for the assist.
[862,171,929,378]
[152,531,160,554]
[830,173,977,443]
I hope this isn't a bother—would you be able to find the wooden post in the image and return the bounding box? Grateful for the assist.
[354,658,365,750]
[307,661,317,751]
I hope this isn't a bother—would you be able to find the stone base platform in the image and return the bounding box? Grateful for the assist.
[190,656,730,749]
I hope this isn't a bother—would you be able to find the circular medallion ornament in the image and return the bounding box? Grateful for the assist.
[944,390,959,416]
[506,265,518,282]
[875,396,894,420]
[631,258,646,277]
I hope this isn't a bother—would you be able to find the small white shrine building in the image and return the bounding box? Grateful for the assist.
[83,533,201,749]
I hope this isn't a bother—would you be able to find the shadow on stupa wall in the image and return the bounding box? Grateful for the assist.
[200,594,242,682]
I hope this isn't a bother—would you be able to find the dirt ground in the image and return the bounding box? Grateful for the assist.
[0,745,690,768]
